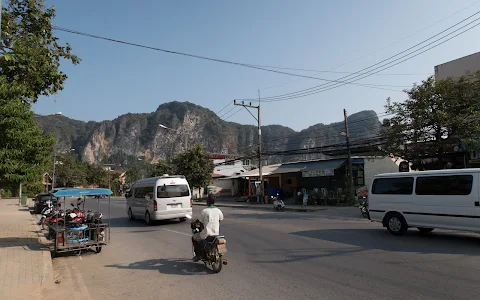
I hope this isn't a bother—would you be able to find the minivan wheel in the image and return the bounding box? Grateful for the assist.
[179,217,187,222]
[386,213,407,236]
[417,227,434,234]
[145,211,153,226]
[128,208,135,220]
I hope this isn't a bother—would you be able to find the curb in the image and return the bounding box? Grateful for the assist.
[192,202,327,212]
[29,209,54,285]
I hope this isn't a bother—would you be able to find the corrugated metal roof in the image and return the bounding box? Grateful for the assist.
[222,164,281,179]
[270,162,309,174]
[302,159,346,172]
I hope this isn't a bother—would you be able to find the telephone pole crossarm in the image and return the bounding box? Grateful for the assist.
[233,99,263,203]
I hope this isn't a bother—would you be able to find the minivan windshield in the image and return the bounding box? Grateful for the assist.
[157,185,190,198]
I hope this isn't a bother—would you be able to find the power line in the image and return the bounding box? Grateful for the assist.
[251,11,480,102]
[215,135,385,166]
[234,112,392,154]
[53,26,408,93]
[260,16,480,101]
[261,0,480,91]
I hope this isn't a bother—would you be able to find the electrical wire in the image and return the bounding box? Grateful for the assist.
[234,112,392,154]
[244,11,480,102]
[52,26,409,93]
[261,0,480,90]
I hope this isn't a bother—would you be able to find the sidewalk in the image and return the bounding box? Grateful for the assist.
[193,198,329,212]
[0,198,53,300]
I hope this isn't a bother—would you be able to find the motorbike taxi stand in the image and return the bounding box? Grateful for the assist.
[48,188,112,257]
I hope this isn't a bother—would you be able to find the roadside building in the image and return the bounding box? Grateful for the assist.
[434,51,480,80]
[223,155,398,203]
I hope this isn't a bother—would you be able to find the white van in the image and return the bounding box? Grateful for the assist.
[369,169,480,236]
[125,175,192,225]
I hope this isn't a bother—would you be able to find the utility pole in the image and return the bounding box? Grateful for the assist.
[52,150,56,189]
[343,109,355,201]
[234,98,263,203]
[0,0,3,40]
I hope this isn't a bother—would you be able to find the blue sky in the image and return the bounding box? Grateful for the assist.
[33,0,480,131]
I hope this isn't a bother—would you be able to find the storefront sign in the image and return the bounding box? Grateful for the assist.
[302,169,334,177]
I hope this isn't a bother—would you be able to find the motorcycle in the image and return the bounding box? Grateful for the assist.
[272,193,285,211]
[359,196,369,218]
[186,214,227,273]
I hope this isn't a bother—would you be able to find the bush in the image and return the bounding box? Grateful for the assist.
[0,188,13,198]
[24,182,44,198]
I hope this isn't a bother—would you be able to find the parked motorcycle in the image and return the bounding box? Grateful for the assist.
[187,214,227,273]
[272,193,285,211]
[359,196,369,219]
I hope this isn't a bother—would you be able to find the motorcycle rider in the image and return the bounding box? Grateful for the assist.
[192,193,224,261]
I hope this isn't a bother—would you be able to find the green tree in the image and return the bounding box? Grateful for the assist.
[172,145,213,192]
[85,164,109,187]
[0,0,80,104]
[150,160,172,177]
[382,74,480,169]
[55,152,85,187]
[0,79,55,191]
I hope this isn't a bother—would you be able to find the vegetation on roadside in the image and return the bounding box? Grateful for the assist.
[382,73,480,169]
[0,0,80,195]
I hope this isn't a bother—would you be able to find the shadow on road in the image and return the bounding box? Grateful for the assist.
[291,228,480,255]
[105,258,214,275]
[107,217,183,228]
[0,237,46,250]
[227,211,364,221]
[227,212,319,220]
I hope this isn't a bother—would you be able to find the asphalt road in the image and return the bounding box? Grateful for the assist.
[50,197,480,300]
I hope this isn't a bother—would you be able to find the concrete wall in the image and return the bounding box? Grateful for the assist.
[364,156,399,187]
[435,52,480,80]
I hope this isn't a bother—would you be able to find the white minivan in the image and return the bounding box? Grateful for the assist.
[369,169,480,235]
[125,175,193,225]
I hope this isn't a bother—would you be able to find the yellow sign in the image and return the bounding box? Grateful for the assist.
[469,159,480,164]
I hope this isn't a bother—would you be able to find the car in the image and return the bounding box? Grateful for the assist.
[126,175,193,225]
[369,168,480,236]
[33,193,58,214]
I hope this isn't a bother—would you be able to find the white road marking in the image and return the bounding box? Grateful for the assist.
[162,228,191,237]
[79,256,82,260]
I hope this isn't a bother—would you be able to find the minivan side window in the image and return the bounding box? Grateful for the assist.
[134,187,154,198]
[415,175,473,195]
[157,185,190,198]
[372,177,414,195]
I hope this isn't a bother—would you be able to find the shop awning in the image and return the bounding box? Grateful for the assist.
[302,159,346,177]
[270,162,309,174]
[221,164,281,179]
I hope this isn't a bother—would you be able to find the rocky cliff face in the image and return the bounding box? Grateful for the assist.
[35,101,381,164]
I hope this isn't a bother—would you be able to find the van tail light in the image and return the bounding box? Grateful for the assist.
[154,200,158,211]
[190,198,192,208]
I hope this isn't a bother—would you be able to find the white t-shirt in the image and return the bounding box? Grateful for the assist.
[198,206,224,240]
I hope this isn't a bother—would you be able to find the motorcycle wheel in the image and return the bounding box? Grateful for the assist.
[95,246,102,253]
[280,207,285,212]
[211,248,223,273]
[361,207,368,218]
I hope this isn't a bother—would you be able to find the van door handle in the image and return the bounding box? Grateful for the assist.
[475,201,480,207]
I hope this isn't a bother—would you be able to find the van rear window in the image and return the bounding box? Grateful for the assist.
[415,175,473,195]
[372,177,414,195]
[157,185,190,198]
